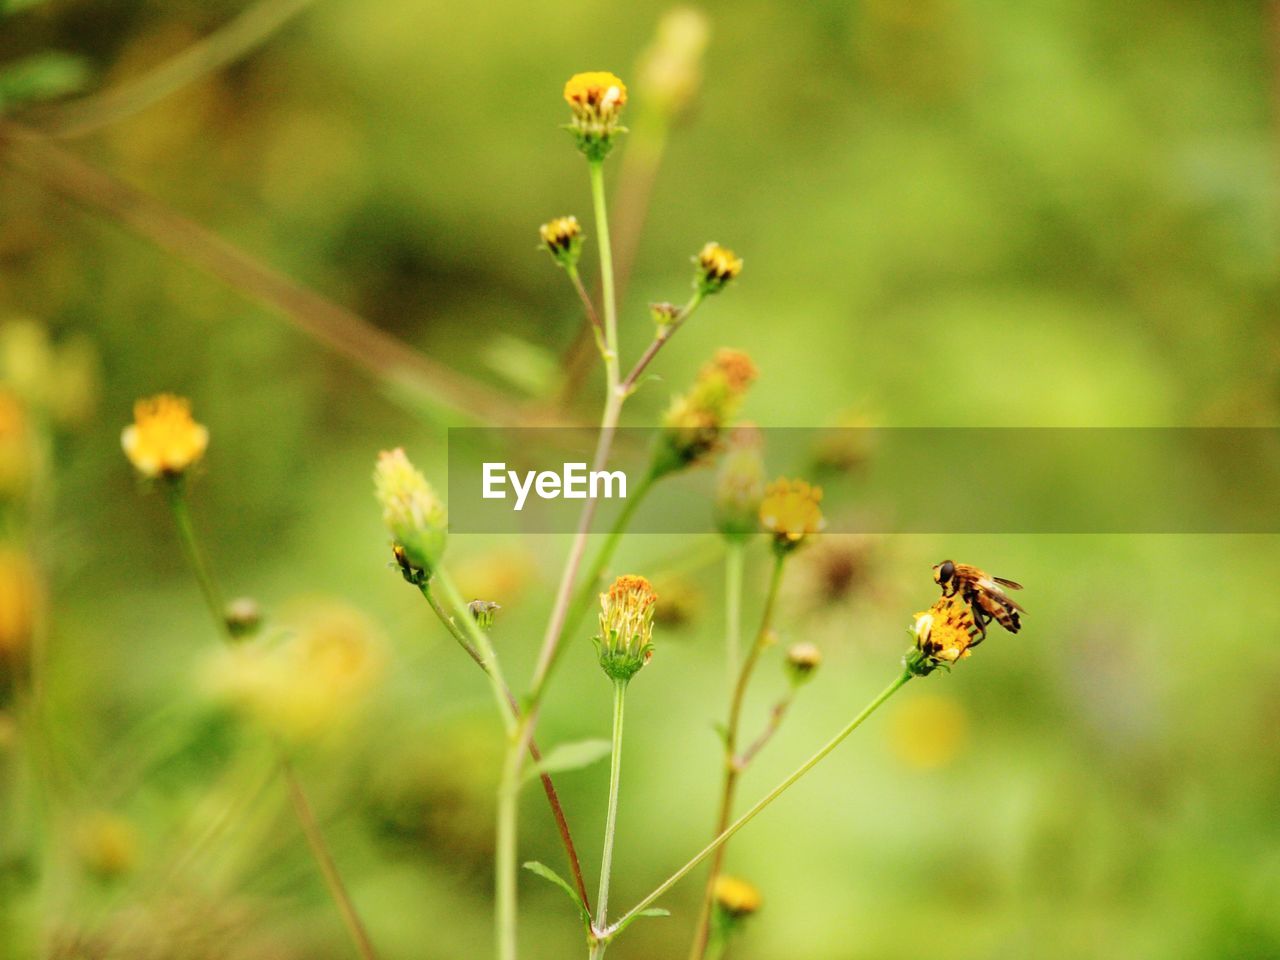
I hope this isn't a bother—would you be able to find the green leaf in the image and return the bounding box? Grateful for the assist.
[522,738,611,784]
[0,51,89,109]
[522,861,589,926]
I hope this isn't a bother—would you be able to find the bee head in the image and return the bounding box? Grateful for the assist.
[933,560,955,589]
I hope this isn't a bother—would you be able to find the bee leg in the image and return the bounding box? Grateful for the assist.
[969,607,989,643]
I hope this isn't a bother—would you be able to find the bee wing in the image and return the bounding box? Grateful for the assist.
[992,577,1023,590]
[977,577,1025,611]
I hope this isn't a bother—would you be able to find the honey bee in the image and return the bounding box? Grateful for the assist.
[932,560,1023,639]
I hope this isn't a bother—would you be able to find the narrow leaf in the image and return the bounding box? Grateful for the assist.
[522,738,611,784]
[522,861,589,926]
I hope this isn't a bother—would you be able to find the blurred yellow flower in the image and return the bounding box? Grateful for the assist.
[204,601,385,742]
[713,875,762,917]
[374,448,447,576]
[0,547,40,661]
[120,394,208,478]
[759,478,825,549]
[890,692,969,769]
[0,389,33,500]
[75,811,140,880]
[656,349,758,476]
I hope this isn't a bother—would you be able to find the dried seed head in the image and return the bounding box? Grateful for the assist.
[759,478,825,552]
[649,301,682,329]
[695,242,743,294]
[120,394,208,479]
[563,71,628,161]
[468,599,501,629]
[595,574,657,683]
[374,448,448,578]
[539,215,584,270]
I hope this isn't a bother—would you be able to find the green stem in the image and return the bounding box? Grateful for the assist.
[589,159,620,381]
[496,748,521,960]
[690,553,785,960]
[430,570,517,732]
[724,542,745,688]
[606,668,914,940]
[595,680,628,933]
[281,757,379,960]
[165,480,227,637]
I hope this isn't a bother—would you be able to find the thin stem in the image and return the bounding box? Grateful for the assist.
[162,483,378,959]
[420,580,592,914]
[431,570,517,732]
[589,159,621,383]
[165,480,227,637]
[594,680,628,932]
[496,749,520,960]
[689,553,786,960]
[738,695,794,770]
[724,542,745,688]
[567,266,607,360]
[280,758,379,960]
[606,668,914,939]
[618,290,705,396]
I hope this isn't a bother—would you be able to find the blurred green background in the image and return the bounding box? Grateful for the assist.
[2,1,1279,958]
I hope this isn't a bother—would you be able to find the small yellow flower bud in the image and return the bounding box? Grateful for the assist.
[713,875,762,918]
[120,394,209,479]
[564,71,628,161]
[539,215,584,270]
[695,242,743,294]
[909,595,981,675]
[653,349,758,478]
[374,448,447,578]
[649,301,681,329]
[715,424,765,541]
[785,641,822,685]
[759,478,825,552]
[595,574,657,683]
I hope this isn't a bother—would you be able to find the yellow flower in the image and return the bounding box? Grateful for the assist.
[374,448,447,577]
[695,242,743,293]
[0,547,40,661]
[713,875,762,918]
[539,215,584,269]
[203,601,385,743]
[911,595,981,669]
[120,394,208,478]
[596,574,657,682]
[655,349,758,477]
[759,478,825,550]
[563,71,628,160]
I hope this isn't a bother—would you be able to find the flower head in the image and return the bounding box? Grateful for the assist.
[785,641,823,685]
[595,574,657,683]
[909,595,982,676]
[374,448,447,578]
[713,875,762,919]
[695,242,743,294]
[0,547,40,664]
[759,478,825,552]
[203,600,385,742]
[120,394,208,479]
[654,349,758,477]
[539,215,584,270]
[649,301,681,329]
[468,599,501,629]
[564,71,628,161]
